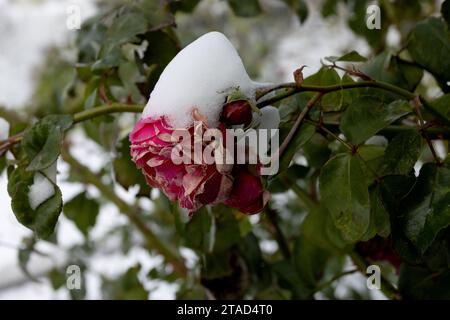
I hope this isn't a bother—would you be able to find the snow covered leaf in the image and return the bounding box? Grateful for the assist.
[8,163,62,239]
[22,114,73,171]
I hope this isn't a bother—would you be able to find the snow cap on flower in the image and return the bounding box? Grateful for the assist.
[131,32,271,214]
[142,31,256,128]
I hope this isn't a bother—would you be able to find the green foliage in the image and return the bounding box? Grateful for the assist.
[407,18,450,93]
[102,265,147,300]
[325,51,367,63]
[22,115,73,171]
[228,0,262,17]
[113,137,151,196]
[319,153,370,243]
[381,130,422,175]
[8,164,63,239]
[443,0,450,28]
[64,192,100,237]
[340,98,411,145]
[281,0,309,23]
[402,160,450,254]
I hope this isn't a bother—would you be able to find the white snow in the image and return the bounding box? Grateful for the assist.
[258,106,280,130]
[0,117,9,140]
[143,32,256,128]
[28,163,57,210]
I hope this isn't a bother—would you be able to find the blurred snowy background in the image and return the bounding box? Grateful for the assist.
[0,0,396,299]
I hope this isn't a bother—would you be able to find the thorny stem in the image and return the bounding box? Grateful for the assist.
[61,148,187,276]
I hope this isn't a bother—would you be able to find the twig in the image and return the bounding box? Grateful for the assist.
[265,206,291,259]
[314,268,359,292]
[256,80,449,126]
[413,96,442,165]
[278,93,324,158]
[315,121,354,151]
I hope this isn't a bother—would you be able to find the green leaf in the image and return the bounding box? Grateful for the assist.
[184,207,213,252]
[319,153,370,242]
[325,50,367,63]
[48,268,67,290]
[33,186,63,239]
[302,134,331,168]
[213,206,249,252]
[302,206,348,252]
[102,265,148,300]
[293,235,330,288]
[361,52,423,93]
[431,94,450,122]
[201,251,233,280]
[268,164,309,194]
[362,184,391,240]
[340,98,411,145]
[381,130,422,175]
[8,164,63,239]
[22,114,73,171]
[347,0,387,50]
[304,67,342,111]
[402,160,450,254]
[106,12,148,47]
[64,192,99,237]
[18,237,39,281]
[321,0,338,17]
[0,156,6,175]
[407,17,450,93]
[113,137,151,197]
[169,0,201,13]
[443,0,450,28]
[399,265,450,299]
[279,122,315,171]
[228,0,262,17]
[282,0,309,23]
[358,145,385,186]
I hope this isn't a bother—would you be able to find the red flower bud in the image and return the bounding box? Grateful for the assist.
[224,166,270,214]
[221,100,253,126]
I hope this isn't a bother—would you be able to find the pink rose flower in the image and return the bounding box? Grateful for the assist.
[129,115,269,214]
